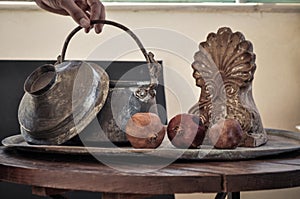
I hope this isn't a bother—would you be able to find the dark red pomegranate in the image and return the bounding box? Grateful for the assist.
[167,113,206,149]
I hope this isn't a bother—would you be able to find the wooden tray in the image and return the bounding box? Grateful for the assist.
[2,129,300,160]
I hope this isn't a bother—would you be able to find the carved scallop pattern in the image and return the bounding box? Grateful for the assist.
[189,27,267,147]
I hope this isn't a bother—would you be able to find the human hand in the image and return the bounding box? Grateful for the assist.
[35,0,105,33]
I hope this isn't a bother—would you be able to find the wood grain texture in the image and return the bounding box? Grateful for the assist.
[1,146,300,196]
[0,147,221,194]
[174,159,300,192]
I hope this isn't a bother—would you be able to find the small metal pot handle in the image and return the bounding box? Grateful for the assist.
[58,19,161,87]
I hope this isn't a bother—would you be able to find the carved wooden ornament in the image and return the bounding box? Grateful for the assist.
[189,27,268,147]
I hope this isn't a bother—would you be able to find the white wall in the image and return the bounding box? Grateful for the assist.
[1,4,299,131]
[0,3,300,199]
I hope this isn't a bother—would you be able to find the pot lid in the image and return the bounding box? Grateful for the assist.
[18,61,109,145]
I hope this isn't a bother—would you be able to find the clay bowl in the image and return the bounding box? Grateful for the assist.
[18,61,109,145]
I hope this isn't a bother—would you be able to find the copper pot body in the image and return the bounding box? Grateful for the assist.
[97,80,158,143]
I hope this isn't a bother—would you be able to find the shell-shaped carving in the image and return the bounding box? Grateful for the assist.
[189,27,267,147]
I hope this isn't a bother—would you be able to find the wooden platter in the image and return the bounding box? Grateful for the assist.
[2,129,300,160]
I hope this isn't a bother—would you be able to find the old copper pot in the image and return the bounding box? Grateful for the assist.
[18,20,161,145]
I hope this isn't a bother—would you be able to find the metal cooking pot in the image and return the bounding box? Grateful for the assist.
[18,20,161,145]
[18,60,109,145]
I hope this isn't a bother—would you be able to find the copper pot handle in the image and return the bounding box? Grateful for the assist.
[58,20,152,64]
[58,20,161,88]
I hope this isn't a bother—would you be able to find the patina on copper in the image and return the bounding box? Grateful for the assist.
[18,20,161,145]
[189,27,268,147]
[18,61,109,145]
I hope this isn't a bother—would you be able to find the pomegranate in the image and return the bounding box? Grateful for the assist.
[125,112,165,149]
[167,113,206,149]
[208,118,243,149]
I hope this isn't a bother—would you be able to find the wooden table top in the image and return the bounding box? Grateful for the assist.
[0,146,300,196]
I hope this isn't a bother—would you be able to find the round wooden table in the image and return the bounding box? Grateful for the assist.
[0,146,300,199]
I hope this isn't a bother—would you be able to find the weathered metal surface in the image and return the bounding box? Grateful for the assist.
[97,81,158,143]
[3,129,300,160]
[57,20,162,144]
[18,61,109,145]
[189,27,267,147]
[18,20,162,145]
